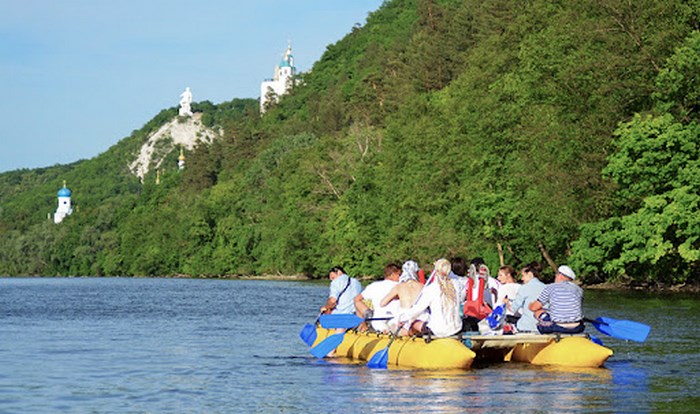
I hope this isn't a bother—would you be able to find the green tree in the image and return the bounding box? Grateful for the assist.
[571,115,700,284]
[571,31,700,285]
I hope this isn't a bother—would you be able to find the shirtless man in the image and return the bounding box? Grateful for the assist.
[380,260,426,335]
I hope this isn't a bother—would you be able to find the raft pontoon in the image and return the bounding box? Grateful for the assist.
[313,327,613,369]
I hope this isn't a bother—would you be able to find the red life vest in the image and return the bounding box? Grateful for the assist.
[464,277,492,320]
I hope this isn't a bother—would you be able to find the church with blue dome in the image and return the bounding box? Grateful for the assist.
[54,181,73,224]
[260,43,296,113]
[57,186,72,198]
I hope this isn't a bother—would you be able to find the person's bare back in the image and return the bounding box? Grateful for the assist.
[382,280,423,310]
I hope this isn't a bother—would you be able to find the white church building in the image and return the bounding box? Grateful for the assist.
[260,43,296,113]
[54,181,73,224]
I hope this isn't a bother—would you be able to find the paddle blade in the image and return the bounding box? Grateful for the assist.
[299,323,317,346]
[589,334,604,346]
[319,314,364,329]
[309,332,345,358]
[367,347,389,369]
[594,317,651,342]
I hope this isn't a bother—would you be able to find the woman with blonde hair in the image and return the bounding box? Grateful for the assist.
[398,258,463,337]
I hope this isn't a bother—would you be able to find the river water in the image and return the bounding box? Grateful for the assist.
[0,277,698,413]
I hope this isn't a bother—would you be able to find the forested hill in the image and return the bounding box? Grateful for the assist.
[2,0,700,286]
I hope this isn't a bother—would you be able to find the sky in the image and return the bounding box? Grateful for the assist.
[0,0,385,173]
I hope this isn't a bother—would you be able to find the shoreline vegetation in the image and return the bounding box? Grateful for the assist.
[219,276,700,292]
[585,281,700,294]
[187,274,700,293]
[6,274,698,293]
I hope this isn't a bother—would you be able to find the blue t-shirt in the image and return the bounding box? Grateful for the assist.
[536,281,583,323]
[329,274,363,314]
[510,278,545,332]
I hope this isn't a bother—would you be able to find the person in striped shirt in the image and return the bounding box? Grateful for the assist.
[528,265,584,334]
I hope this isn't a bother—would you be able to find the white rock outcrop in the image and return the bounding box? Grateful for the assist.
[129,113,219,180]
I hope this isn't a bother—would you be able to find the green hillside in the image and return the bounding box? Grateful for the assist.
[2,0,700,286]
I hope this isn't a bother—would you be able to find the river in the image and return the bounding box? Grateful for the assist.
[0,277,698,413]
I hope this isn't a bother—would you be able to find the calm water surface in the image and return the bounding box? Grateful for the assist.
[1,277,698,413]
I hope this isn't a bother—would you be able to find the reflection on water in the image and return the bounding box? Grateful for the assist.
[313,358,619,412]
[360,369,477,412]
[610,361,650,412]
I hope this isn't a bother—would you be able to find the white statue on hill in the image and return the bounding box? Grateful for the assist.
[179,86,193,116]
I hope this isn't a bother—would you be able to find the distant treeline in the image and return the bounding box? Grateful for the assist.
[2,0,700,286]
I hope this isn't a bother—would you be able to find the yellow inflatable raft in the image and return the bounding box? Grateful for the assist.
[314,328,476,369]
[314,328,613,369]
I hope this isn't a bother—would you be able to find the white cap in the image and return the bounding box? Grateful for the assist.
[558,265,576,280]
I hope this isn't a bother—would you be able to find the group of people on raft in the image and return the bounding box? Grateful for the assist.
[319,257,584,339]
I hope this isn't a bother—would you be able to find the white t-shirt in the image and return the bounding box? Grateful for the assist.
[496,282,521,315]
[361,279,399,330]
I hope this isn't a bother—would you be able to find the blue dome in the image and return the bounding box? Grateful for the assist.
[58,187,72,197]
[279,60,291,68]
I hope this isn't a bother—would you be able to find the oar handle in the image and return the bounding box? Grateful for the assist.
[584,317,609,326]
[313,312,323,324]
[385,323,405,347]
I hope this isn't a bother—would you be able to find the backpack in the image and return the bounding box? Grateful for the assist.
[463,276,493,320]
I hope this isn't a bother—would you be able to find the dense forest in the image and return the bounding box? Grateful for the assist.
[2,0,700,286]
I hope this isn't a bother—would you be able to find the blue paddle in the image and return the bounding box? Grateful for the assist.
[309,332,346,358]
[320,314,363,329]
[310,315,397,358]
[585,317,650,342]
[319,314,394,329]
[299,313,322,346]
[589,334,604,346]
[367,325,403,369]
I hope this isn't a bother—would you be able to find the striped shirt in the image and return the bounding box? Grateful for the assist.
[536,281,583,323]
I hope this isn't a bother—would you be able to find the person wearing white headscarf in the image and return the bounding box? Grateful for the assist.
[398,258,462,338]
[399,260,420,283]
[382,260,427,335]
